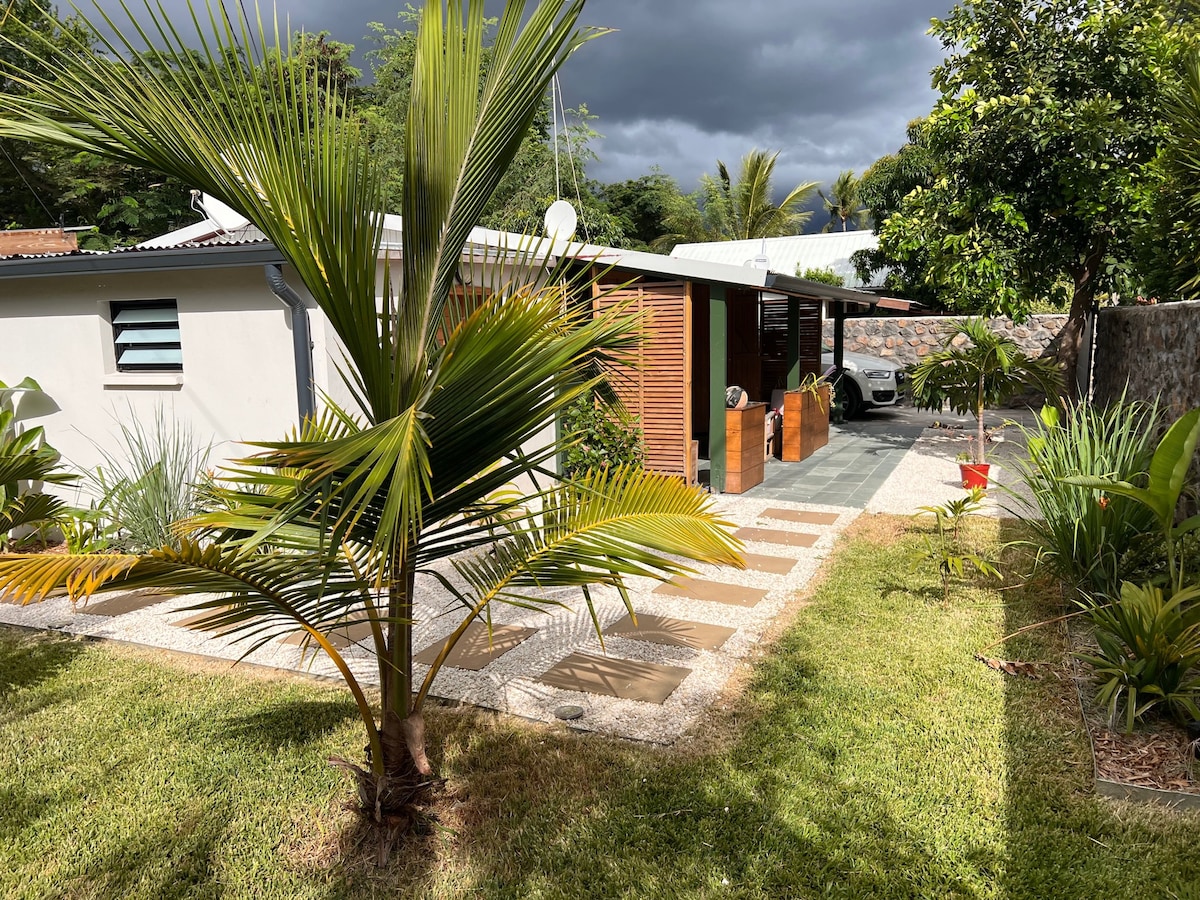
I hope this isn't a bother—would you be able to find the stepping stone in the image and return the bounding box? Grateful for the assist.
[537,652,691,704]
[734,527,819,549]
[282,619,376,650]
[81,589,173,617]
[603,613,735,651]
[738,552,797,575]
[654,576,768,608]
[761,508,839,526]
[414,622,537,671]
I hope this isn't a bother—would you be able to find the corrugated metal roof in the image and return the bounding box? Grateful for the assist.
[670,231,884,289]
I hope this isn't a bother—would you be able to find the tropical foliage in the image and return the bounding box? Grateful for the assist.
[561,391,644,478]
[819,169,868,232]
[82,407,211,552]
[0,0,742,839]
[1007,398,1160,598]
[1065,407,1200,596]
[661,149,818,245]
[858,0,1192,392]
[907,318,1063,464]
[1076,581,1200,732]
[0,377,75,550]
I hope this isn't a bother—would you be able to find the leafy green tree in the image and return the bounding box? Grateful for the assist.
[799,266,845,287]
[853,119,940,305]
[819,169,868,232]
[601,168,688,251]
[662,149,818,245]
[0,1,193,244]
[866,0,1189,394]
[0,0,740,836]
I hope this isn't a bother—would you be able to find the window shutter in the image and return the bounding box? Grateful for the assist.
[111,302,182,371]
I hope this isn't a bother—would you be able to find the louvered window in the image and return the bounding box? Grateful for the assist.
[111,301,182,372]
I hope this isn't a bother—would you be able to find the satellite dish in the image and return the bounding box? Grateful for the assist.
[543,199,578,241]
[198,193,250,232]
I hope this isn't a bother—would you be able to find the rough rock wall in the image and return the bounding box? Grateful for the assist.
[822,314,1066,365]
[1093,300,1200,417]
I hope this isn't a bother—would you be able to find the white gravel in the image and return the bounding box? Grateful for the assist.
[1,417,1046,745]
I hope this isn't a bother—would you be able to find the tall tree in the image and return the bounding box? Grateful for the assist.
[0,0,740,842]
[0,0,193,245]
[865,0,1189,394]
[819,169,868,232]
[600,168,686,251]
[662,149,818,245]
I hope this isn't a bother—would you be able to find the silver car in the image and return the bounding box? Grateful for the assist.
[821,347,906,418]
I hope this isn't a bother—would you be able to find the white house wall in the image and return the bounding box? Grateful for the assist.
[1,265,328,494]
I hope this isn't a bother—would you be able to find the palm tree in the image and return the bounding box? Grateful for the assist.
[0,0,742,835]
[658,149,817,246]
[819,169,869,232]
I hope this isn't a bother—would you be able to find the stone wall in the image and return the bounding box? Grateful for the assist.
[822,314,1067,366]
[1093,300,1200,417]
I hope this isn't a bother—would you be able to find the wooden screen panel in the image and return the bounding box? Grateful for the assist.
[761,297,823,391]
[592,280,691,480]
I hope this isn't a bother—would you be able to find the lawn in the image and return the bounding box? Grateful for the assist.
[2,515,1198,899]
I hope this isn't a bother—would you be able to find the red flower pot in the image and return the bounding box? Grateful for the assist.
[960,463,990,490]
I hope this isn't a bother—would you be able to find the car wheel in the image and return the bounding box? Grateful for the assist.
[839,379,863,420]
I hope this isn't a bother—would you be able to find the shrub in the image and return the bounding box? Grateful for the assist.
[0,377,76,550]
[84,407,211,552]
[1076,581,1200,732]
[1007,399,1160,598]
[561,394,644,479]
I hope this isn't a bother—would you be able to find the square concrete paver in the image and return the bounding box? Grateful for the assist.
[761,508,839,526]
[82,590,174,617]
[739,552,798,575]
[537,652,691,704]
[603,612,735,650]
[414,622,537,671]
[734,527,819,548]
[654,576,768,607]
[282,619,376,650]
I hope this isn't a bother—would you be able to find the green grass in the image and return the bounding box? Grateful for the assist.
[3,516,1199,898]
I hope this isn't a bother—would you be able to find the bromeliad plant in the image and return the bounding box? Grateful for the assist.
[908,318,1063,465]
[1076,581,1200,732]
[0,0,743,840]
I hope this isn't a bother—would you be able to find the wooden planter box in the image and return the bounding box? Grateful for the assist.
[724,402,767,493]
[782,385,831,462]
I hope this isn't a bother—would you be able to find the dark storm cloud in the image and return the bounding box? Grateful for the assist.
[116,0,956,191]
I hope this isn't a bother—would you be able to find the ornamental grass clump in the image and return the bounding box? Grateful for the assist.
[1007,396,1161,598]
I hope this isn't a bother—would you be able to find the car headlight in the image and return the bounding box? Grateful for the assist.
[863,369,892,380]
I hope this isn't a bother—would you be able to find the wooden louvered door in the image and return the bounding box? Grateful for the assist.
[592,280,692,481]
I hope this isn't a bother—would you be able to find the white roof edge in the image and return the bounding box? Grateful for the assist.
[136,218,222,248]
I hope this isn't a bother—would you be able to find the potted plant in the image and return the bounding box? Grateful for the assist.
[782,373,831,462]
[909,319,1062,489]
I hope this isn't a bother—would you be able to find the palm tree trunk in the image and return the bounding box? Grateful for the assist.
[379,542,432,779]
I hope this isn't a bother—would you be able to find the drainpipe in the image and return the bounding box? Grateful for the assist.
[265,265,315,424]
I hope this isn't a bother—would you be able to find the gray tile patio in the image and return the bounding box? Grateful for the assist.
[742,410,928,507]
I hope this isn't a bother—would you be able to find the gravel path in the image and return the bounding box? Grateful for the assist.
[1,410,1045,744]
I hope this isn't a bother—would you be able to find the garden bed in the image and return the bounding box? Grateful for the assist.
[1068,622,1200,805]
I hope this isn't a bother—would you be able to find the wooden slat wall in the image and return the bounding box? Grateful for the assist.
[592,280,692,480]
[761,297,823,391]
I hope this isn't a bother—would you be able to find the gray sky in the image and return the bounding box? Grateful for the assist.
[112,0,956,193]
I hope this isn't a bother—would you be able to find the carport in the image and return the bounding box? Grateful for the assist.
[576,246,913,492]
